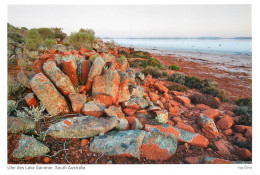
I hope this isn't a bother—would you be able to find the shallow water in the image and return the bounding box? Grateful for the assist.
[103,38,252,55]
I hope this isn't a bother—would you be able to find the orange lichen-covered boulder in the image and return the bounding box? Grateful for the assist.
[47,116,118,138]
[216,115,234,130]
[24,93,40,108]
[90,130,145,159]
[81,101,105,118]
[85,57,105,93]
[68,93,86,113]
[92,68,120,104]
[149,92,160,102]
[140,131,178,160]
[29,73,70,116]
[33,60,44,74]
[123,108,137,116]
[198,113,219,138]
[63,50,72,56]
[71,49,79,55]
[175,122,195,133]
[144,124,209,148]
[118,71,131,103]
[80,47,87,55]
[43,61,75,96]
[202,109,219,120]
[59,58,79,86]
[80,60,92,84]
[174,96,191,105]
[93,94,113,107]
[153,81,168,94]
[104,106,129,130]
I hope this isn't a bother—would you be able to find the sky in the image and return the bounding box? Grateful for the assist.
[8,5,251,38]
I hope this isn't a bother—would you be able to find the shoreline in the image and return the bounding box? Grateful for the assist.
[131,48,252,100]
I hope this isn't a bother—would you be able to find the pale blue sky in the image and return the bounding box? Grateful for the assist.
[8,5,251,38]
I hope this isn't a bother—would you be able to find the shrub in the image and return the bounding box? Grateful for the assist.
[167,84,187,92]
[168,73,186,85]
[236,98,252,107]
[62,42,70,47]
[200,87,226,101]
[7,23,26,44]
[8,55,17,64]
[44,38,57,49]
[52,27,67,41]
[37,28,55,40]
[132,50,151,59]
[233,106,252,126]
[185,76,205,89]
[15,102,52,122]
[129,59,148,68]
[69,30,95,50]
[189,93,220,109]
[142,66,167,78]
[168,64,181,70]
[26,29,42,51]
[118,50,129,57]
[8,75,24,97]
[27,51,39,61]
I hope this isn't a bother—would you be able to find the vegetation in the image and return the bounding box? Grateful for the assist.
[69,29,95,50]
[117,55,127,64]
[167,84,187,92]
[118,50,129,58]
[8,75,24,97]
[44,38,57,49]
[168,64,181,70]
[168,73,186,85]
[89,54,99,62]
[26,29,43,51]
[189,93,220,109]
[7,23,26,44]
[52,27,67,41]
[236,98,252,107]
[200,87,226,101]
[132,50,151,59]
[142,66,168,78]
[233,97,252,126]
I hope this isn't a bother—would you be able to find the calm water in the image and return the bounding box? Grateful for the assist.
[103,38,252,55]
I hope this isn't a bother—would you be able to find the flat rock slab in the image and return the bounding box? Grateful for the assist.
[198,113,219,138]
[90,130,145,159]
[29,73,70,116]
[140,131,178,160]
[8,116,36,134]
[144,124,209,148]
[12,134,50,158]
[47,116,118,138]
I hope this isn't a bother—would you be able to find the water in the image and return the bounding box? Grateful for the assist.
[103,38,252,55]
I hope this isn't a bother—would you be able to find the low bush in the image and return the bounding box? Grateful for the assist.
[168,64,181,70]
[200,87,226,101]
[142,66,167,78]
[26,29,43,51]
[69,30,95,50]
[185,76,206,89]
[8,75,24,97]
[233,106,252,126]
[118,50,129,58]
[189,93,220,109]
[168,73,186,85]
[129,59,147,68]
[167,84,187,92]
[236,98,252,107]
[132,50,151,59]
[44,38,57,49]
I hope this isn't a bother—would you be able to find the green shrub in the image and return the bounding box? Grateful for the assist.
[189,93,220,109]
[142,66,167,78]
[185,76,205,89]
[236,98,252,107]
[233,106,252,126]
[44,38,57,49]
[37,28,55,40]
[69,30,95,50]
[200,87,226,101]
[132,51,151,59]
[8,75,24,97]
[167,84,187,92]
[26,29,42,51]
[129,59,148,68]
[118,50,129,58]
[168,64,181,70]
[168,73,186,85]
[63,42,70,47]
[52,27,67,41]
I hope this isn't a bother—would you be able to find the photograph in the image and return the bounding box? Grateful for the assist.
[2,2,257,174]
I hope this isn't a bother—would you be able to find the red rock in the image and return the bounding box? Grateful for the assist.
[59,59,78,86]
[125,116,136,125]
[174,96,191,105]
[33,60,44,74]
[63,51,72,56]
[24,93,40,108]
[175,122,195,133]
[169,100,179,107]
[92,68,120,104]
[153,82,168,93]
[93,94,113,107]
[118,72,131,103]
[43,157,50,163]
[123,108,137,116]
[71,49,79,55]
[198,114,219,138]
[104,106,125,119]
[81,139,89,147]
[223,129,233,136]
[244,128,252,138]
[233,133,247,142]
[69,93,87,113]
[235,146,252,160]
[202,109,219,120]
[49,49,56,55]
[216,115,234,130]
[171,91,184,96]
[184,156,200,164]
[29,73,70,116]
[149,92,160,102]
[160,97,167,104]
[169,106,178,114]
[78,85,86,93]
[80,47,87,55]
[172,117,183,123]
[214,140,232,158]
[163,93,170,100]
[234,125,251,133]
[81,101,105,118]
[80,60,92,84]
[167,119,175,126]
[196,104,211,110]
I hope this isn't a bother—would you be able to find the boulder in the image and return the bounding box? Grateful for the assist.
[17,70,30,88]
[202,109,219,120]
[43,61,75,96]
[130,85,144,98]
[118,71,131,102]
[140,131,178,160]
[184,156,200,164]
[175,122,195,133]
[131,118,143,130]
[47,116,118,138]
[244,128,252,138]
[216,115,234,130]
[144,124,209,148]
[59,58,78,86]
[155,110,168,124]
[8,116,36,133]
[92,68,120,104]
[90,130,145,159]
[29,73,70,116]
[126,97,149,109]
[234,146,252,160]
[149,92,160,102]
[234,125,251,133]
[214,140,232,158]
[147,106,161,112]
[174,96,191,105]
[126,69,136,83]
[24,93,39,108]
[104,106,129,130]
[123,108,137,116]
[93,94,113,107]
[12,134,50,158]
[81,101,105,118]
[79,60,92,84]
[85,57,105,93]
[198,113,219,138]
[153,82,168,93]
[136,72,145,81]
[68,93,86,113]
